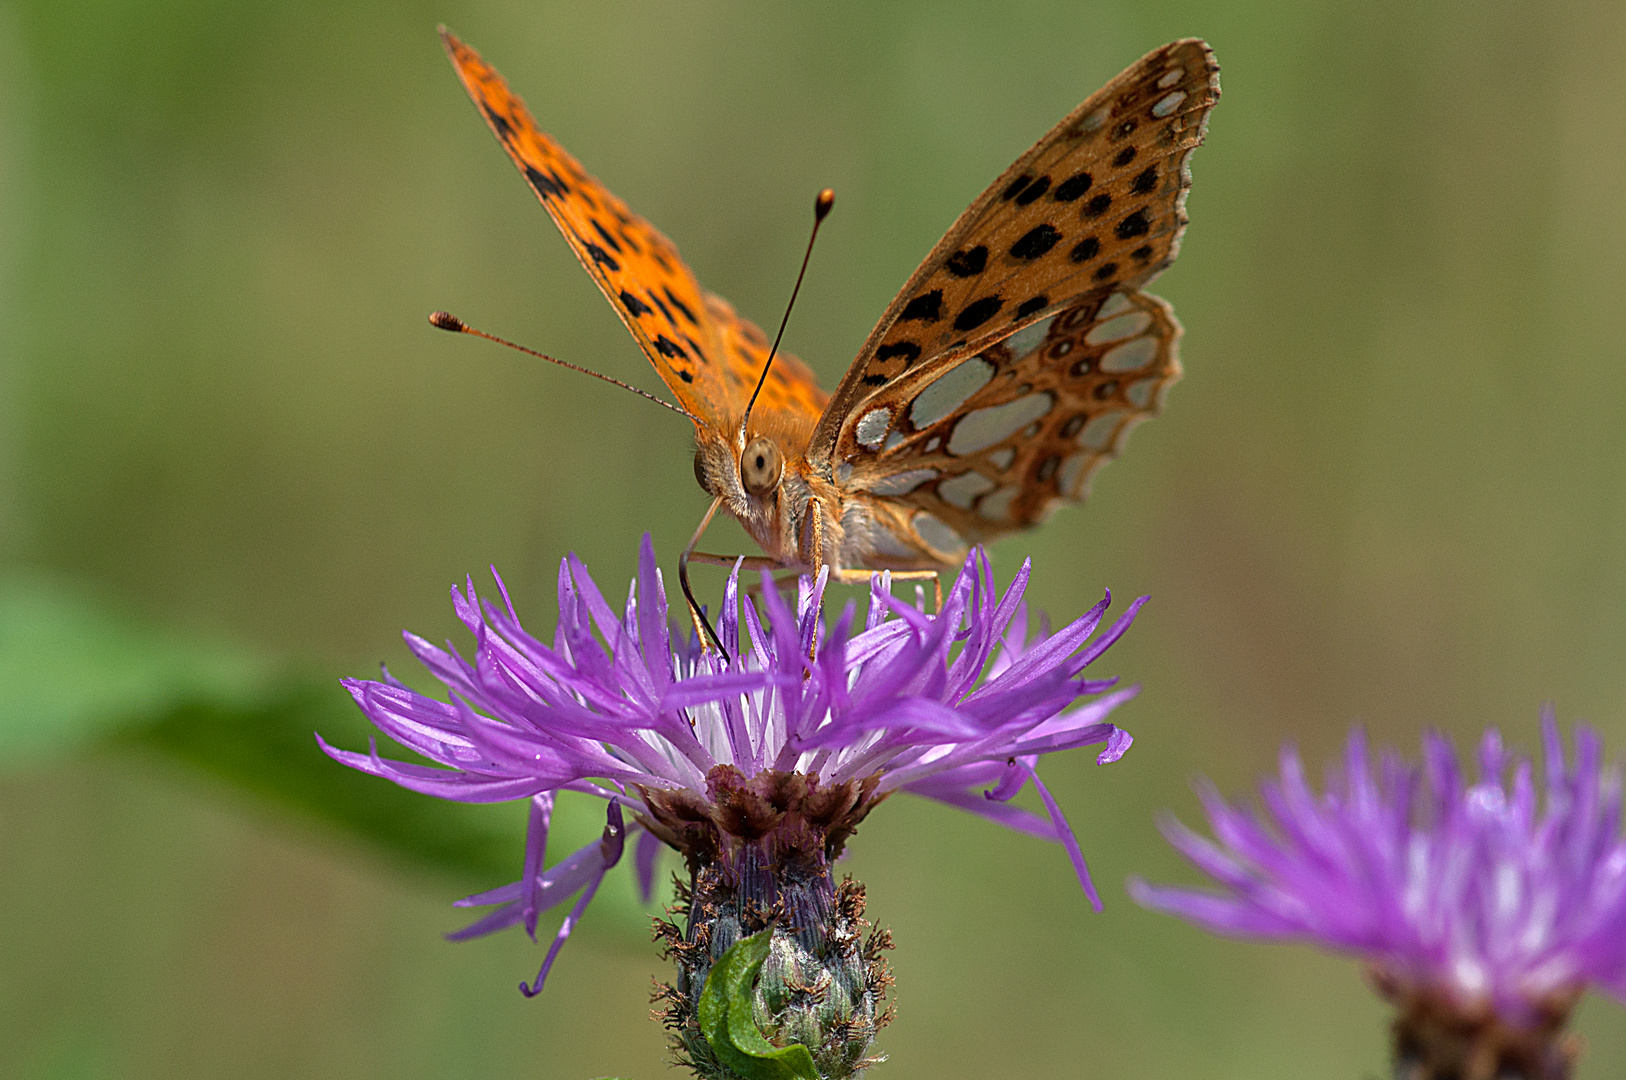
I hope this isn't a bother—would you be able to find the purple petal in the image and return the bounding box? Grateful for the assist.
[1031,768,1101,911]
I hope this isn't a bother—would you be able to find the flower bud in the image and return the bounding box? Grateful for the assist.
[651,768,892,1080]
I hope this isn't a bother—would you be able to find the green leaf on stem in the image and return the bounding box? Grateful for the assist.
[697,930,819,1080]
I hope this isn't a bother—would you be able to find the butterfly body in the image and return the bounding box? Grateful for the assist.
[691,406,822,571]
[440,30,1218,580]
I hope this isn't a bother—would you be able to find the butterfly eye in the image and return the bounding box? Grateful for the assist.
[740,437,782,497]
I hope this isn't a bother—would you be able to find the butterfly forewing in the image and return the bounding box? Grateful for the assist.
[842,289,1180,550]
[442,31,739,427]
[810,38,1217,467]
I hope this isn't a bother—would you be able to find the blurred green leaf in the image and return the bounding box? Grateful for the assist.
[123,674,671,931]
[0,571,665,928]
[0,572,270,768]
[123,675,528,886]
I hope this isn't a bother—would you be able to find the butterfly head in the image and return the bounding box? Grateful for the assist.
[691,409,819,566]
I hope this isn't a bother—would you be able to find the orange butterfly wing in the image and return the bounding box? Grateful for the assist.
[811,38,1218,466]
[442,30,741,428]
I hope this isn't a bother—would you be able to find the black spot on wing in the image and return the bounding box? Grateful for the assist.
[1070,236,1101,263]
[1132,166,1159,195]
[662,287,697,326]
[1053,172,1093,201]
[523,164,568,198]
[1131,244,1154,261]
[584,242,620,271]
[1014,175,1051,205]
[1113,146,1137,167]
[1083,194,1112,219]
[678,369,695,383]
[1093,262,1119,281]
[591,220,623,253]
[945,246,989,277]
[653,334,686,358]
[486,108,515,140]
[876,341,922,364]
[1113,119,1137,139]
[620,289,653,317]
[648,290,676,327]
[862,373,889,387]
[954,296,1003,332]
[900,290,944,322]
[1014,295,1049,319]
[1010,224,1062,261]
[1115,209,1151,240]
[1001,174,1035,201]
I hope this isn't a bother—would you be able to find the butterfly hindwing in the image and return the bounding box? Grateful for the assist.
[841,289,1180,552]
[810,38,1217,466]
[442,30,739,427]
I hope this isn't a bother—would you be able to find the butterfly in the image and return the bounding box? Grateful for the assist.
[439,29,1218,613]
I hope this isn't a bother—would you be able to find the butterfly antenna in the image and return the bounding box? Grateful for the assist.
[739,188,835,439]
[428,311,696,421]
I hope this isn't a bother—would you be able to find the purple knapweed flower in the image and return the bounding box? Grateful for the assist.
[1131,710,1626,1080]
[323,536,1142,1078]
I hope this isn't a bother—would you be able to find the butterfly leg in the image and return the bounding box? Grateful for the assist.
[742,572,804,601]
[686,551,784,572]
[804,501,944,610]
[685,551,803,604]
[828,567,943,612]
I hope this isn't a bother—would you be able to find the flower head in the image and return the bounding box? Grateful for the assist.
[323,537,1142,994]
[1132,711,1626,1079]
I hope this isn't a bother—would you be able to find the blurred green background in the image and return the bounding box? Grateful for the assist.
[3,0,1625,1076]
